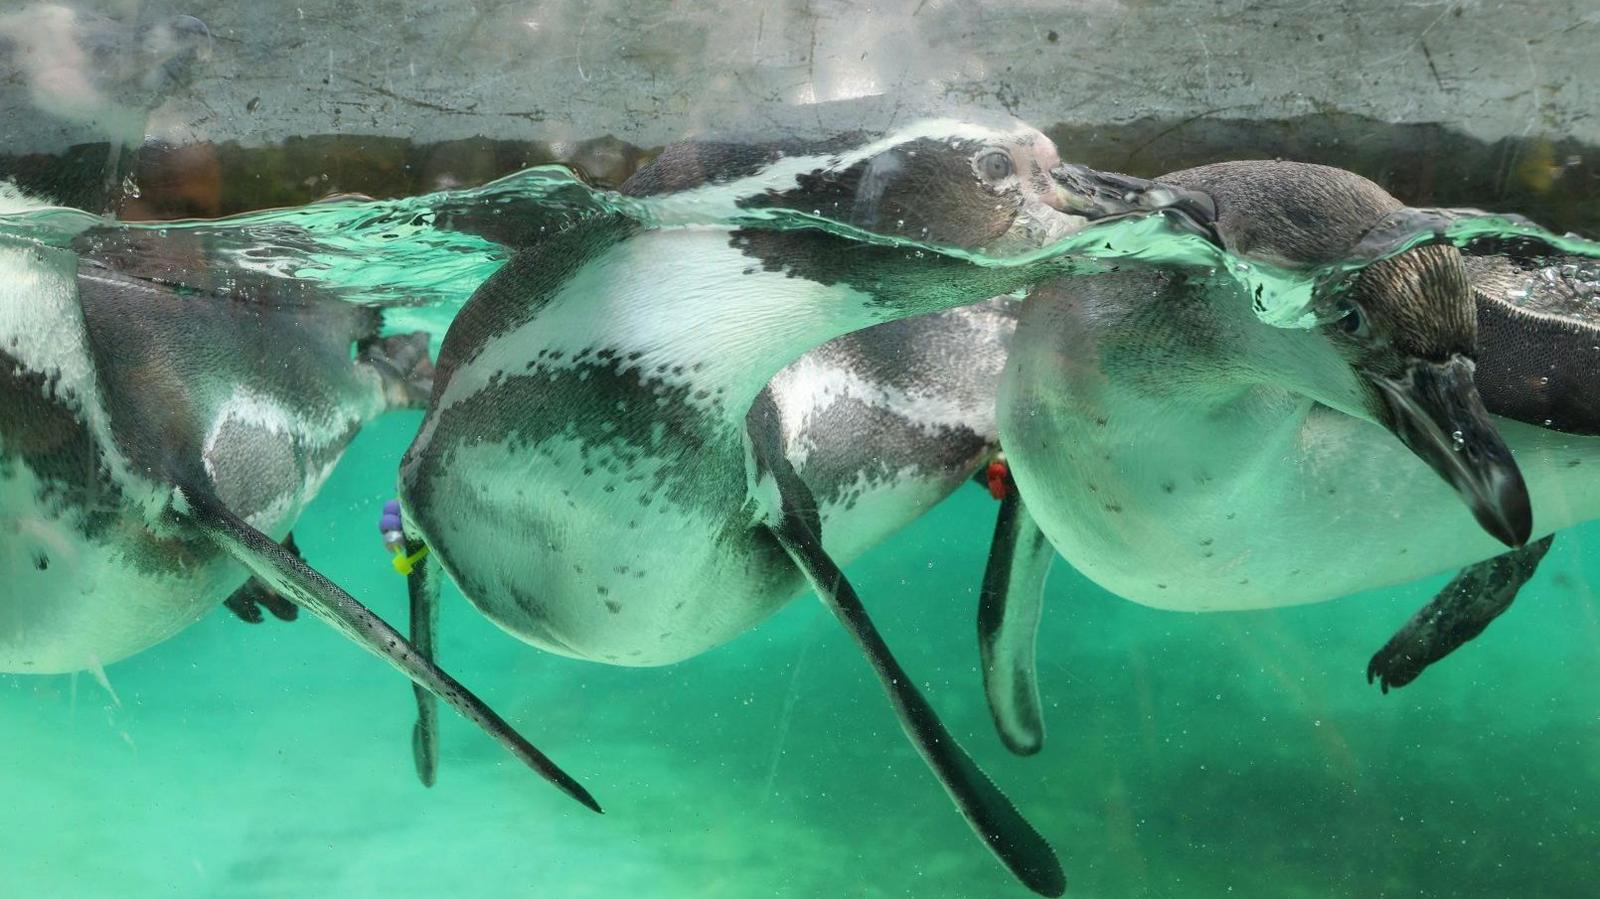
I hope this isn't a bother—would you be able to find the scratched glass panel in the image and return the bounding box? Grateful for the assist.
[1,3,1598,898]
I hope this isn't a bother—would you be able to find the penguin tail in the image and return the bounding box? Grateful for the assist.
[357,324,436,410]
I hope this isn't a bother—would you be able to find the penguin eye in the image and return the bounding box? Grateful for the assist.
[1335,300,1370,338]
[976,151,1014,181]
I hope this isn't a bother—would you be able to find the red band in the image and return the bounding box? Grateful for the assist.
[986,460,1009,501]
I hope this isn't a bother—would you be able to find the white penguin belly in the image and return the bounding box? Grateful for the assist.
[814,466,975,564]
[427,436,798,667]
[1011,405,1600,612]
[0,467,238,673]
[0,412,317,675]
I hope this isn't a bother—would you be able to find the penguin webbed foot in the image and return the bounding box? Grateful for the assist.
[1366,535,1554,692]
[359,332,437,410]
[222,533,302,624]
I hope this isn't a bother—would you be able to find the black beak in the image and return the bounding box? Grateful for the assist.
[1372,355,1532,548]
[1049,164,1222,245]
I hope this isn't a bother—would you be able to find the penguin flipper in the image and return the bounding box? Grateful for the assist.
[745,394,1064,898]
[977,473,1053,757]
[174,484,600,813]
[222,533,303,624]
[406,536,442,788]
[1367,535,1555,693]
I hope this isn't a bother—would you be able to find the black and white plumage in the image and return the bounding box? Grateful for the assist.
[994,161,1598,693]
[0,192,597,812]
[398,120,1083,896]
[766,298,1018,562]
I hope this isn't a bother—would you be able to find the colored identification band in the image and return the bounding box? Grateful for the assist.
[392,545,430,576]
[986,459,1011,501]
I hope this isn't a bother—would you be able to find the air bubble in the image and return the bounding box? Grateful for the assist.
[1451,430,1465,450]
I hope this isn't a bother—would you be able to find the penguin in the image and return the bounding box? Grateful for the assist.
[396,120,1084,896]
[990,162,1600,704]
[0,195,597,812]
[424,139,1060,757]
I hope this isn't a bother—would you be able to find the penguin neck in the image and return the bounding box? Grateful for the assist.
[1055,270,1367,431]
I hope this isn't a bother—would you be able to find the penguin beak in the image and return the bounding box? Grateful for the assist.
[1048,164,1222,243]
[1370,355,1532,548]
[1049,164,1133,217]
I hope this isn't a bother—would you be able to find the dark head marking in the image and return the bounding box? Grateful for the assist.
[1331,243,1475,372]
[625,121,1070,253]
[739,127,1066,250]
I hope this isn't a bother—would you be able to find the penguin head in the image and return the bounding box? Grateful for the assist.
[1161,160,1532,548]
[731,120,1079,253]
[1323,242,1531,547]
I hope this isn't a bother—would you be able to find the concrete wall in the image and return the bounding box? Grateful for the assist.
[3,0,1596,154]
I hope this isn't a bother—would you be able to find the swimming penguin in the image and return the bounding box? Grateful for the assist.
[397,120,1086,896]
[0,202,596,811]
[991,162,1600,697]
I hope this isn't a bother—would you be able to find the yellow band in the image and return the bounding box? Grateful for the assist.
[391,545,430,576]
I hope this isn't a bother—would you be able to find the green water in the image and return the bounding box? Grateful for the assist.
[4,412,1597,897]
[3,173,1600,897]
[17,166,1600,336]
